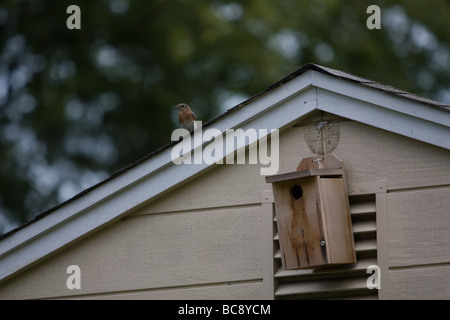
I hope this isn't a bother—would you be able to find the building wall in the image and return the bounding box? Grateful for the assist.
[0,112,449,299]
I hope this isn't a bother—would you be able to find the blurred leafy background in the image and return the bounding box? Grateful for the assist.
[1,0,449,234]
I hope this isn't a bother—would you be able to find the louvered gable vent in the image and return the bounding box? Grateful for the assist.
[273,194,378,299]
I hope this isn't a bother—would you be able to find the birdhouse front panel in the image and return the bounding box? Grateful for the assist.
[272,176,328,270]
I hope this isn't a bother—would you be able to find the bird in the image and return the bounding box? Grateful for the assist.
[175,103,196,132]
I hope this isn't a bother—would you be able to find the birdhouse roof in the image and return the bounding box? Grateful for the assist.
[1,63,449,283]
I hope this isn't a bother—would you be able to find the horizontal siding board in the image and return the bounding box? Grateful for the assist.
[0,206,263,299]
[132,161,265,216]
[389,265,450,299]
[388,186,450,267]
[58,281,266,300]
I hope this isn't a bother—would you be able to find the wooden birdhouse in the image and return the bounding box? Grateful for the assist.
[265,154,356,270]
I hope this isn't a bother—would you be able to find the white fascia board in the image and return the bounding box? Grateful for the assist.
[0,71,317,283]
[317,88,450,150]
[311,71,450,128]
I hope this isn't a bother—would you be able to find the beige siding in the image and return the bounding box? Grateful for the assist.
[284,119,450,191]
[0,205,264,299]
[388,186,450,267]
[133,161,264,215]
[1,112,449,299]
[63,281,265,300]
[389,266,450,300]
[386,186,450,299]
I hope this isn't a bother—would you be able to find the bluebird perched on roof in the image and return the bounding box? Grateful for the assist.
[175,103,196,132]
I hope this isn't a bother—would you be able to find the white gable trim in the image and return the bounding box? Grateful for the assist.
[318,88,450,150]
[310,71,450,149]
[1,67,449,283]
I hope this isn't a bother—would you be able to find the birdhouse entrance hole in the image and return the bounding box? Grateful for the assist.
[291,185,303,200]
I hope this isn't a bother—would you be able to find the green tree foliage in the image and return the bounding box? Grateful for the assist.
[1,0,449,233]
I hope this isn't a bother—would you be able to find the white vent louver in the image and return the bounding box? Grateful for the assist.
[273,194,378,299]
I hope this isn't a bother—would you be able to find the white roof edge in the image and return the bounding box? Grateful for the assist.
[1,65,449,283]
[317,88,450,150]
[311,71,450,128]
